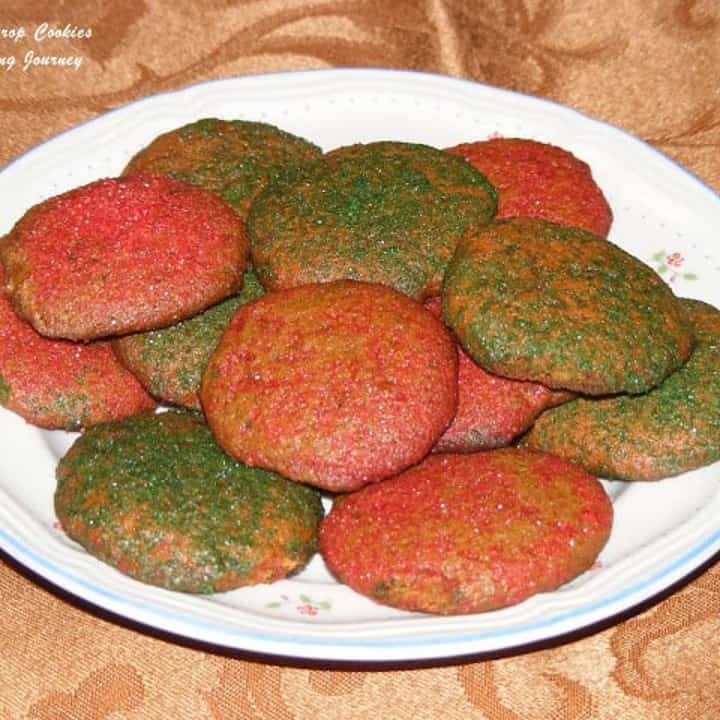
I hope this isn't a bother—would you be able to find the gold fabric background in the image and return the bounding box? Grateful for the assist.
[1,1,719,717]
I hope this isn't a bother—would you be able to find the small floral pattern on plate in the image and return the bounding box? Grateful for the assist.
[266,593,332,616]
[651,250,698,283]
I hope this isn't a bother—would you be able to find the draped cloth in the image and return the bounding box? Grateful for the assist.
[1,2,719,717]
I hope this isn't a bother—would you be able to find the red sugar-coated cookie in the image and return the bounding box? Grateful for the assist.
[0,263,155,429]
[446,138,613,236]
[425,297,573,452]
[201,280,458,492]
[1,175,247,340]
[319,448,613,615]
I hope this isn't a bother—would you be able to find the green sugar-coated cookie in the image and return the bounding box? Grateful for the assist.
[522,299,720,481]
[124,118,322,218]
[55,411,323,592]
[248,141,497,300]
[113,269,265,410]
[443,217,693,395]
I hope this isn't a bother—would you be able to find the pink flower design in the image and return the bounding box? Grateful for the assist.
[297,604,319,616]
[651,249,697,284]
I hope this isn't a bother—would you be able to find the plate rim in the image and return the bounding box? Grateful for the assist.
[4,67,719,204]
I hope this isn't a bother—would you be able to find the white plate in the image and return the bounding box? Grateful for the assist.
[1,69,719,664]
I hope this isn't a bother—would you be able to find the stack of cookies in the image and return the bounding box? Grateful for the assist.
[1,118,716,614]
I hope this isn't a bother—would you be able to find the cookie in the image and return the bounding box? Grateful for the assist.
[443,218,693,394]
[248,141,497,300]
[124,118,322,218]
[201,280,458,492]
[446,137,612,236]
[424,298,573,452]
[522,299,720,480]
[0,263,155,430]
[113,268,265,410]
[55,410,323,592]
[319,448,613,614]
[1,175,247,340]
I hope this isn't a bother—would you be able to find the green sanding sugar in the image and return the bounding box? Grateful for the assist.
[248,141,497,299]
